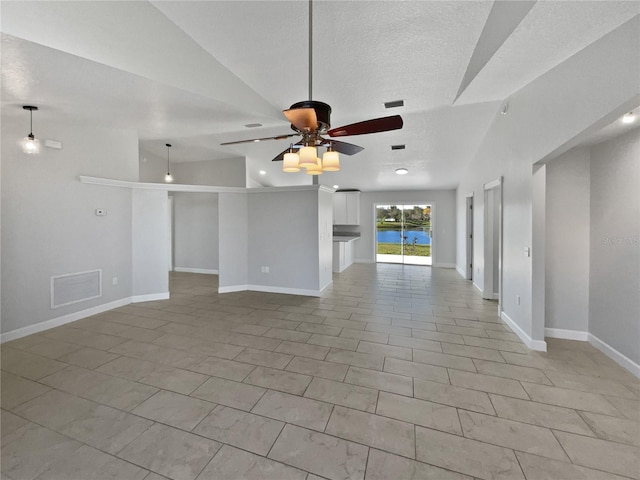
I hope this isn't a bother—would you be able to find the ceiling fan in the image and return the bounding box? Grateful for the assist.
[220,0,403,166]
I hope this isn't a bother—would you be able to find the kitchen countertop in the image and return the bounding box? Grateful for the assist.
[333,235,360,242]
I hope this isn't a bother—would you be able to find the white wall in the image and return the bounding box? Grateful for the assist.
[218,192,249,290]
[139,151,246,187]
[318,188,334,291]
[173,192,218,273]
[247,189,320,294]
[132,189,169,299]
[1,119,138,335]
[589,129,639,365]
[545,148,590,332]
[354,189,457,266]
[456,18,639,347]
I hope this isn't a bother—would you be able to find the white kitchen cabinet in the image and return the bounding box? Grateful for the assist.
[333,238,357,272]
[333,191,360,225]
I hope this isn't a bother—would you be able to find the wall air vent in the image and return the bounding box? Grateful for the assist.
[391,144,406,150]
[51,269,102,309]
[384,100,404,109]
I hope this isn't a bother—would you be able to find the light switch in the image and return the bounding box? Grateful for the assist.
[524,247,530,257]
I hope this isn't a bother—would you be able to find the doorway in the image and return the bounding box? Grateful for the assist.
[483,178,503,308]
[375,204,432,265]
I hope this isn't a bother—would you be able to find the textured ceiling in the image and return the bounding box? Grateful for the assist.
[2,1,638,190]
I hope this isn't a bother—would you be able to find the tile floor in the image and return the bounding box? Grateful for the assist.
[1,264,639,480]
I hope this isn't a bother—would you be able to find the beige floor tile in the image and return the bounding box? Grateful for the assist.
[138,365,209,395]
[554,430,640,479]
[305,377,378,413]
[24,339,83,359]
[389,335,444,353]
[268,424,368,480]
[580,411,640,446]
[243,366,312,395]
[152,333,243,359]
[415,426,525,480]
[263,327,312,342]
[132,390,215,430]
[454,319,510,332]
[96,356,160,381]
[187,356,256,381]
[473,359,552,385]
[325,349,385,370]
[45,326,127,350]
[275,340,330,360]
[229,324,271,336]
[340,328,388,344]
[344,366,413,396]
[194,405,283,455]
[414,378,495,414]
[323,317,367,331]
[109,340,206,369]
[118,423,222,480]
[326,406,415,458]
[366,324,412,337]
[459,410,569,461]
[441,343,506,362]
[57,347,120,369]
[198,445,307,480]
[365,449,472,480]
[234,347,294,369]
[436,324,489,338]
[606,395,640,421]
[462,336,526,353]
[0,371,51,409]
[1,422,82,480]
[522,382,622,416]
[489,394,594,435]
[1,410,30,442]
[544,370,637,399]
[448,369,528,399]
[411,349,476,372]
[224,333,283,351]
[383,357,449,384]
[12,389,97,431]
[191,377,265,411]
[308,334,360,351]
[1,347,67,380]
[285,356,349,381]
[485,330,521,343]
[515,451,632,480]
[500,351,578,373]
[411,329,465,344]
[356,342,413,360]
[251,389,333,431]
[377,391,461,434]
[296,323,343,336]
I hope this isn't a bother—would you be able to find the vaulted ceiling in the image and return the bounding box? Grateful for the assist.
[2,1,638,190]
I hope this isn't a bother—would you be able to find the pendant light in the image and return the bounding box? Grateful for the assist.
[322,143,340,171]
[22,106,40,155]
[306,157,323,175]
[165,143,174,183]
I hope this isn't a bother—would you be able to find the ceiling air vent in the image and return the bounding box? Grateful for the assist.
[244,123,262,128]
[384,100,404,109]
[391,144,406,150]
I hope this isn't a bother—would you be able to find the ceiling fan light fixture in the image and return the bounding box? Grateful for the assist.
[298,145,318,167]
[322,149,340,171]
[283,151,301,172]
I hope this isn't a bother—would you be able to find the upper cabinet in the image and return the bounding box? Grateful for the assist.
[333,191,360,225]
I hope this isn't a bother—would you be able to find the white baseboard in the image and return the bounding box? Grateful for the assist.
[319,280,333,295]
[174,267,218,275]
[1,297,132,344]
[247,284,322,297]
[472,282,483,295]
[588,333,640,379]
[433,263,456,269]
[132,292,170,303]
[354,259,375,264]
[456,265,466,278]
[545,328,589,341]
[501,311,547,351]
[218,285,249,294]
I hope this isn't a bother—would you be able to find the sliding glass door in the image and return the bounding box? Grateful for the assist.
[375,204,432,265]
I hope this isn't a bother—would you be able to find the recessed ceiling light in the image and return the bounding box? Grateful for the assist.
[395,168,409,175]
[253,139,261,143]
[622,112,636,124]
[333,185,339,189]
[259,170,266,175]
[244,123,262,128]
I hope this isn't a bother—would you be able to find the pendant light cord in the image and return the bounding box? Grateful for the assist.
[29,109,33,136]
[308,0,313,101]
[166,143,171,173]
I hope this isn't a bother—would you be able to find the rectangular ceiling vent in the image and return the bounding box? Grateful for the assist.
[244,123,263,128]
[384,100,404,109]
[391,144,406,150]
[51,269,102,309]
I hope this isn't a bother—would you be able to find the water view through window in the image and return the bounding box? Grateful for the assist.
[376,204,432,265]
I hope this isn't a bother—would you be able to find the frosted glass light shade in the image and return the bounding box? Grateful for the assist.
[165,173,174,183]
[306,158,323,175]
[283,152,301,172]
[22,136,40,155]
[322,150,340,171]
[298,146,318,167]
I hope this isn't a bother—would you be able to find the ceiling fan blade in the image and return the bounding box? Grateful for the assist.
[283,107,318,132]
[328,115,403,137]
[321,139,364,156]
[220,133,299,146]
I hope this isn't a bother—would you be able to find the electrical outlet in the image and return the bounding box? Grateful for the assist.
[516,295,521,306]
[95,209,107,216]
[112,277,118,286]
